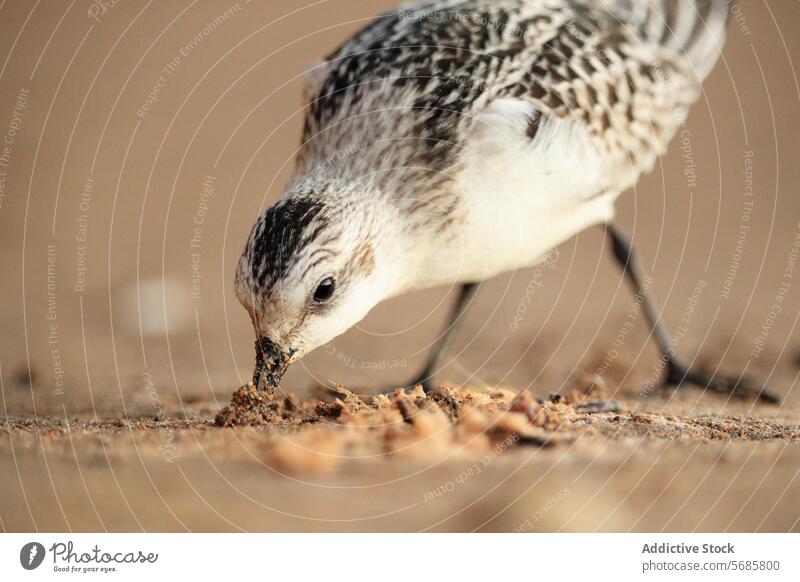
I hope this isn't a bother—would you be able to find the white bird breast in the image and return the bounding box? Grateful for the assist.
[431,98,617,285]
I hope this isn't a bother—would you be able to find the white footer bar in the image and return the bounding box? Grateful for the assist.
[1,533,797,581]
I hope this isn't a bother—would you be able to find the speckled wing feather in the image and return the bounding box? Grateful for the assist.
[298,0,729,196]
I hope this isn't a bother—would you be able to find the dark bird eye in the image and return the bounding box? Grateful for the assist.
[313,276,336,303]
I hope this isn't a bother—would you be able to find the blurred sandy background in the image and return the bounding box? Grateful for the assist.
[1,0,799,532]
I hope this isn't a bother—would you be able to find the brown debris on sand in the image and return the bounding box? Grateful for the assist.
[3,372,798,477]
[208,373,800,473]
[214,380,612,473]
[214,382,309,428]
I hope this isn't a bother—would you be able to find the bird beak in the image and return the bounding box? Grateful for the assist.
[253,337,296,390]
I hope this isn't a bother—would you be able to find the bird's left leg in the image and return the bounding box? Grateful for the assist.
[408,282,479,392]
[605,223,779,404]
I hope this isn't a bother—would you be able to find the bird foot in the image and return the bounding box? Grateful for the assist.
[661,358,780,404]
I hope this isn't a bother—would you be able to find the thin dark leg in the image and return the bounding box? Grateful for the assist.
[605,223,779,404]
[410,282,479,392]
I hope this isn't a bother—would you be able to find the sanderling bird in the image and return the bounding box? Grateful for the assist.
[235,0,778,403]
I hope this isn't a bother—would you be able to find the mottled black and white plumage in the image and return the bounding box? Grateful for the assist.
[236,0,756,398]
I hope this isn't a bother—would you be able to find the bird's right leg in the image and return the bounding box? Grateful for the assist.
[605,223,779,404]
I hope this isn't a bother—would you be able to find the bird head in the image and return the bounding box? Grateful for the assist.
[235,185,404,390]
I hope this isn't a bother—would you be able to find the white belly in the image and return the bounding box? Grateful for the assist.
[422,98,618,286]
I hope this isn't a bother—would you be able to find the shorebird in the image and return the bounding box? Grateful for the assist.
[235,0,778,403]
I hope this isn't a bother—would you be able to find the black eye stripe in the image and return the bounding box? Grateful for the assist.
[301,251,335,279]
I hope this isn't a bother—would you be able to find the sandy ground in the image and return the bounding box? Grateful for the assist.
[3,369,800,532]
[1,1,800,531]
